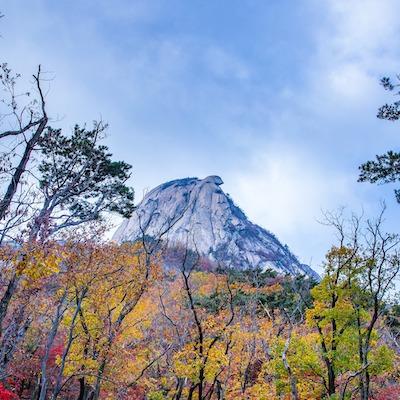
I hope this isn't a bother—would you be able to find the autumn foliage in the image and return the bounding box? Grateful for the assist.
[0,230,398,400]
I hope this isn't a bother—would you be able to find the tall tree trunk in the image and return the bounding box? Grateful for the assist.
[92,359,106,400]
[356,312,366,399]
[0,274,18,336]
[360,360,370,400]
[359,304,378,400]
[0,305,31,379]
[198,367,204,400]
[282,332,299,400]
[187,384,197,400]
[52,290,85,400]
[38,291,67,400]
[0,118,47,220]
[216,380,224,400]
[327,363,336,396]
[172,377,184,400]
[77,377,90,400]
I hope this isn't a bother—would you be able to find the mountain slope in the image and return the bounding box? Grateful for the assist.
[113,176,319,279]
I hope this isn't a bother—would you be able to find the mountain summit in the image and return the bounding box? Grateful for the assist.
[113,176,318,279]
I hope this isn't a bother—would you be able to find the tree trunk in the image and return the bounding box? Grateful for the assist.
[77,377,91,400]
[187,384,197,400]
[216,380,224,400]
[0,306,31,379]
[360,365,370,400]
[282,333,299,400]
[198,367,205,400]
[31,383,40,400]
[172,378,184,400]
[38,291,67,400]
[52,291,85,400]
[327,363,336,396]
[359,306,378,400]
[92,360,106,400]
[0,274,18,335]
[0,118,47,220]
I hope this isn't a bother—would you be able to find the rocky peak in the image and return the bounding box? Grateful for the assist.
[113,176,319,279]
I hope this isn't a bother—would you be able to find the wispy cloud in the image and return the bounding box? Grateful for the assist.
[229,0,400,269]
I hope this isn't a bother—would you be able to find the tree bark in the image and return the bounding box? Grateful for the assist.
[38,291,67,400]
[282,332,299,400]
[0,274,18,336]
[0,117,47,221]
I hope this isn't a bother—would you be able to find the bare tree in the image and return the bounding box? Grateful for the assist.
[0,64,48,224]
[321,206,400,400]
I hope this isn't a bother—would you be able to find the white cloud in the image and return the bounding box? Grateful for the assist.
[227,145,359,270]
[325,0,400,58]
[327,63,374,102]
[228,0,400,267]
[233,147,353,236]
[311,0,400,105]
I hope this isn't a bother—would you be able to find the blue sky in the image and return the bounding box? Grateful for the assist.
[2,0,400,272]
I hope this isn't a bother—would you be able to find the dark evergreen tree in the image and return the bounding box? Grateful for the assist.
[30,122,135,239]
[359,75,400,202]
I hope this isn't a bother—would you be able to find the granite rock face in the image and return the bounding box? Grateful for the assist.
[113,176,319,279]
